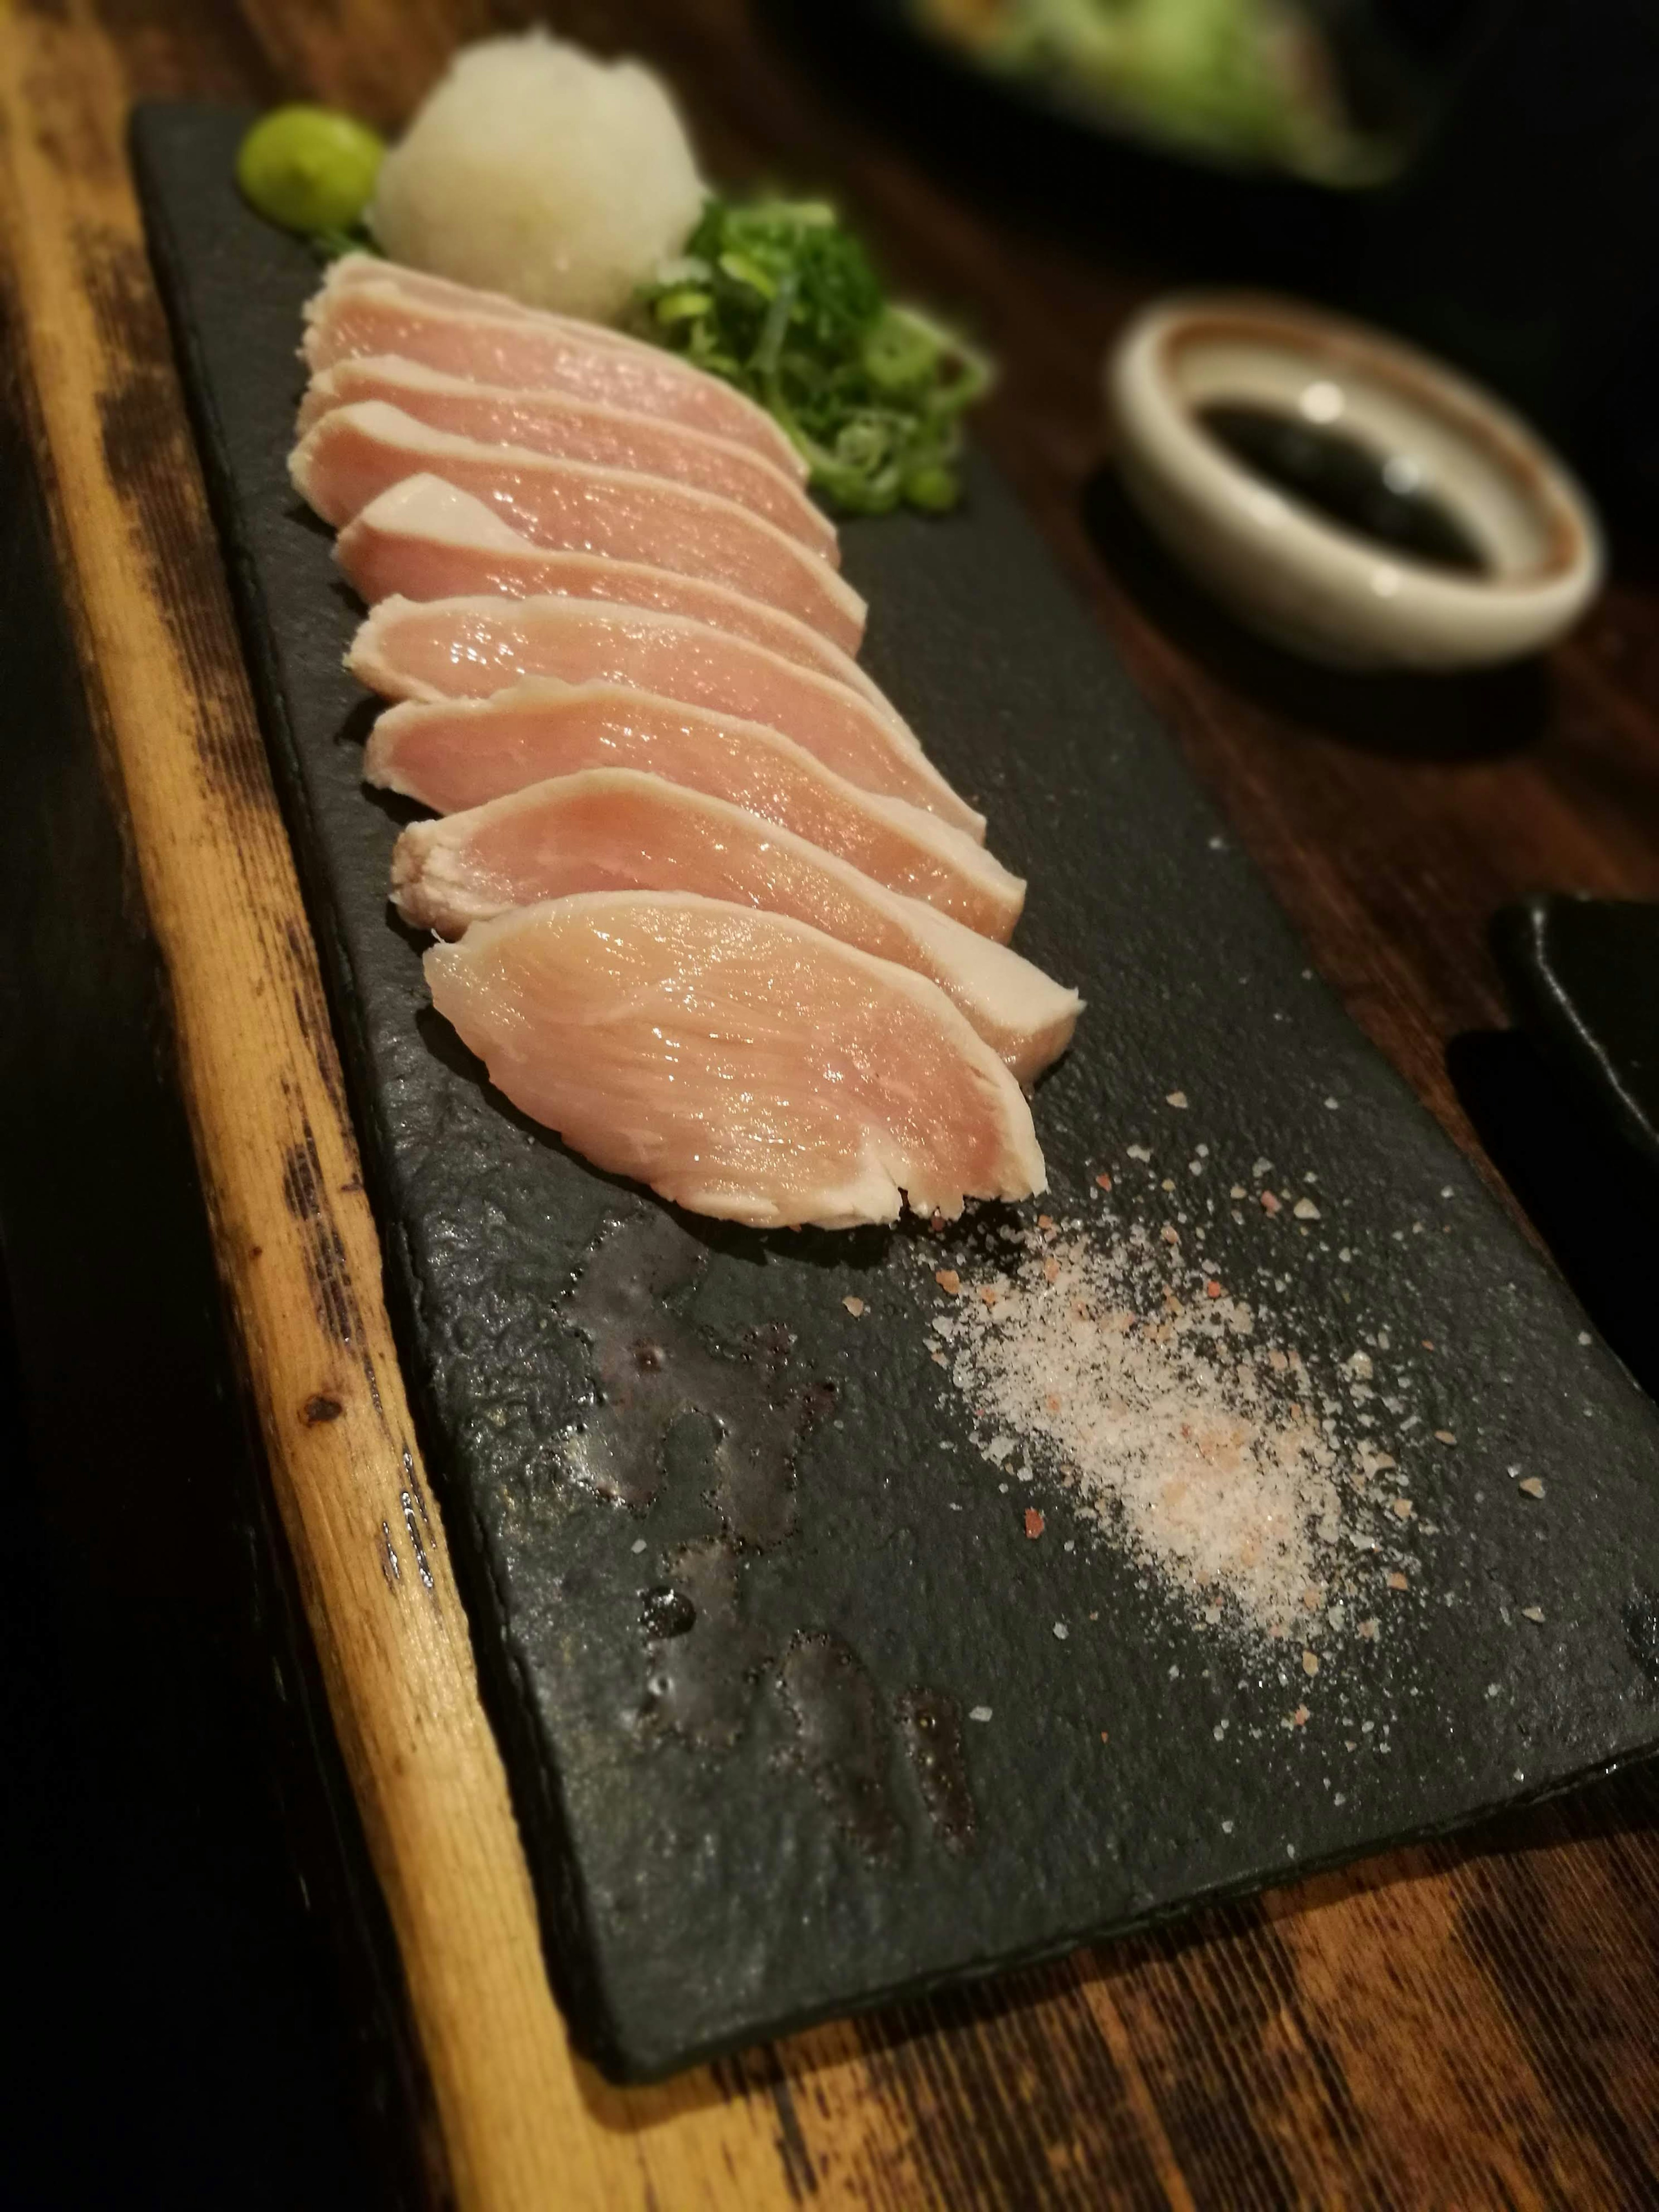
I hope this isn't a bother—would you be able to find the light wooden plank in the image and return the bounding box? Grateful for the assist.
[0,7,808,2204]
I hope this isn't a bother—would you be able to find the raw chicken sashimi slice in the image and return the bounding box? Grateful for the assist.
[393,769,1078,1081]
[318,251,781,393]
[299,357,834,556]
[349,593,982,837]
[321,251,569,324]
[336,476,892,710]
[304,277,805,478]
[425,892,1046,1228]
[292,402,863,652]
[364,682,1024,938]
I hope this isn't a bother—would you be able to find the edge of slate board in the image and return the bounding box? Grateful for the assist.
[133,101,1659,2081]
[1494,895,1659,1185]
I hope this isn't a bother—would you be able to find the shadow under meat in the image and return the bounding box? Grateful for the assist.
[335,689,381,752]
[1081,466,1551,764]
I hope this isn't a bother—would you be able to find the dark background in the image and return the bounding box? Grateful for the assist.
[819,0,1659,518]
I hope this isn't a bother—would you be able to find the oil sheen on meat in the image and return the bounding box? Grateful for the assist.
[336,477,890,705]
[425,891,1047,1227]
[363,680,1023,936]
[394,769,1077,1077]
[348,592,982,836]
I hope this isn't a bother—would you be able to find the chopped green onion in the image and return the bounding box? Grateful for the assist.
[652,287,715,324]
[630,195,994,517]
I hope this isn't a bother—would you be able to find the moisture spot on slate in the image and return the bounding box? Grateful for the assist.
[1624,1590,1659,1685]
[896,1688,978,1854]
[640,1585,696,1640]
[777,1631,900,1857]
[559,1210,826,1546]
[637,1539,769,1751]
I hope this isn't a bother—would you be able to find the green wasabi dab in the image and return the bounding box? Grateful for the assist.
[235,106,385,238]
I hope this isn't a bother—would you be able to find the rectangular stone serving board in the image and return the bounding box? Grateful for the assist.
[134,103,1659,2080]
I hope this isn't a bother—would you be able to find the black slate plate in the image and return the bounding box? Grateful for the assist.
[1495,896,1659,1187]
[133,104,1659,2082]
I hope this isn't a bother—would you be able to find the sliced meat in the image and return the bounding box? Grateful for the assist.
[320,251,753,378]
[425,891,1046,1228]
[364,682,1024,939]
[349,593,980,837]
[320,251,597,326]
[335,476,892,709]
[393,770,1078,1081]
[292,402,863,651]
[299,356,833,555]
[304,276,804,477]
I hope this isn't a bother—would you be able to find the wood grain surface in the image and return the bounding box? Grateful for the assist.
[3,1,1657,2206]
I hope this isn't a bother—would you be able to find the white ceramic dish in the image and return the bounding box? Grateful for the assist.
[1106,292,1603,670]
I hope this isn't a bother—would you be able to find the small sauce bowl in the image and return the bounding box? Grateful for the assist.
[1106,292,1603,670]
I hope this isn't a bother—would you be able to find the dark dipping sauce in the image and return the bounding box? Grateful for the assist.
[1197,401,1491,575]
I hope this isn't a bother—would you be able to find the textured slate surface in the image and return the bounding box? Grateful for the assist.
[134,103,1659,2081]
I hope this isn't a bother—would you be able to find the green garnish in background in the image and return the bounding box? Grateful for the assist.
[912,0,1400,187]
[631,198,994,516]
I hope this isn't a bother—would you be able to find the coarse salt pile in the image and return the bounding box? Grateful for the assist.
[934,1227,1350,1637]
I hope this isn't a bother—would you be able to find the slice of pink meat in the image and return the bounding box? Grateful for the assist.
[320,251,766,385]
[323,252,558,323]
[299,356,834,556]
[292,402,863,652]
[425,891,1046,1228]
[335,476,893,711]
[364,682,1024,939]
[393,769,1078,1081]
[349,593,981,837]
[304,277,804,478]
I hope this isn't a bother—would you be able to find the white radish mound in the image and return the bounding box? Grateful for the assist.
[371,30,704,325]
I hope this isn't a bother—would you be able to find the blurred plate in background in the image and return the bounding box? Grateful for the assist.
[849,0,1486,186]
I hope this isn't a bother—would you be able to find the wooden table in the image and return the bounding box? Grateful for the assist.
[4,1,1657,2204]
